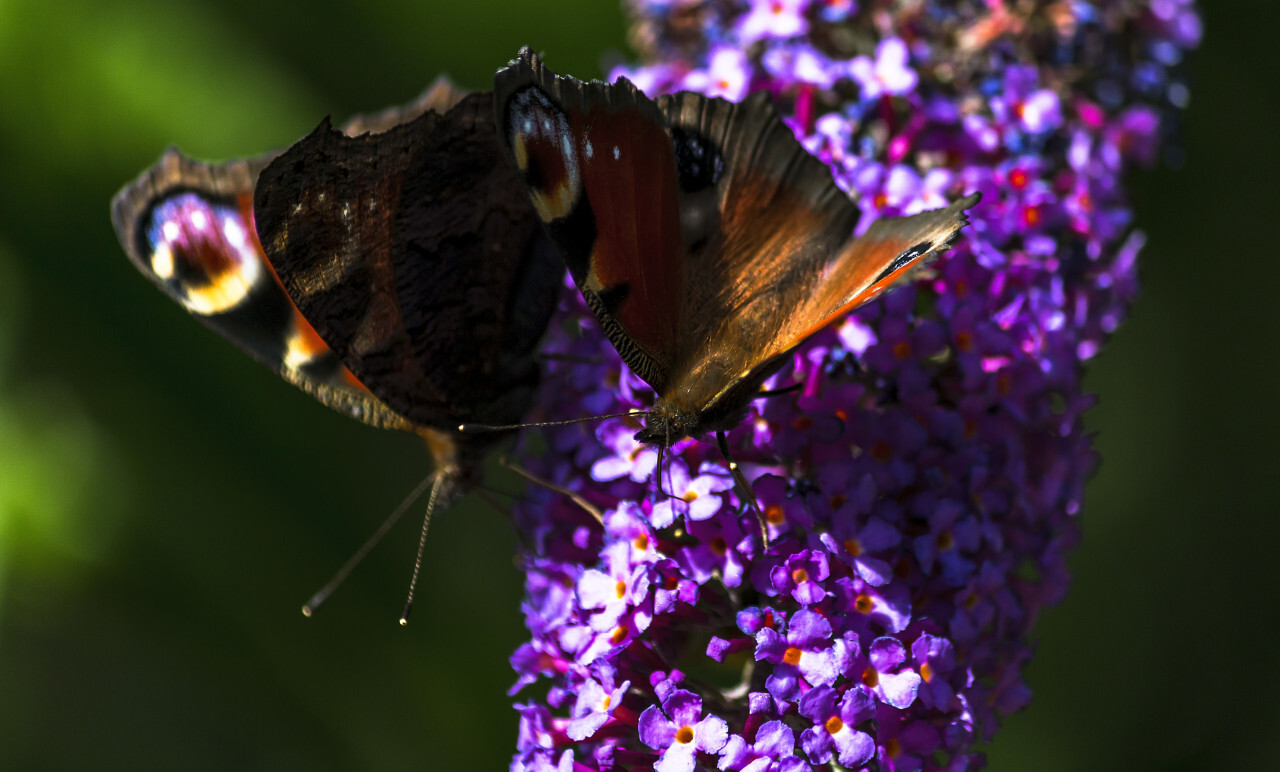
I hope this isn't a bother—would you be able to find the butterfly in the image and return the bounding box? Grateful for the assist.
[492,48,979,516]
[494,49,972,524]
[111,77,560,619]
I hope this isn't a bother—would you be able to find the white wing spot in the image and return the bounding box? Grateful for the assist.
[190,210,208,230]
[612,145,620,160]
[222,216,245,248]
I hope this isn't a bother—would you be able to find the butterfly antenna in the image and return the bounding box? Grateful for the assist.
[473,487,515,521]
[500,456,604,524]
[717,430,769,546]
[399,470,448,627]
[301,472,436,618]
[458,410,647,434]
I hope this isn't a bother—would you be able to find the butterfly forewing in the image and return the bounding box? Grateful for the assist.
[779,193,982,349]
[253,91,559,432]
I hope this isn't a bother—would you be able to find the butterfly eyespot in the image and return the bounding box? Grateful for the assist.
[671,127,724,192]
[505,88,581,222]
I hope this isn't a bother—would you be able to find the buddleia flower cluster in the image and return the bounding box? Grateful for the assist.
[508,2,1200,770]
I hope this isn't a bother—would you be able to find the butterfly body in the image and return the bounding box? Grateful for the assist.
[494,48,979,449]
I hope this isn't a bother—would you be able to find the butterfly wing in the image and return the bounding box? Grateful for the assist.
[110,148,412,431]
[494,48,686,395]
[339,76,468,137]
[253,91,560,432]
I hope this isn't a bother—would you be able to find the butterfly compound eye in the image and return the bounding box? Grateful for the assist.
[504,86,582,223]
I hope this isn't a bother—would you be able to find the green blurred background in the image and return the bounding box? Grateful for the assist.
[0,1,1273,770]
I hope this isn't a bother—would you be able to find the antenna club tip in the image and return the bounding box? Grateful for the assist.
[399,617,409,627]
[301,605,314,617]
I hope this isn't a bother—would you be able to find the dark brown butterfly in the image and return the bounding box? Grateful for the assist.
[112,78,559,619]
[493,48,979,453]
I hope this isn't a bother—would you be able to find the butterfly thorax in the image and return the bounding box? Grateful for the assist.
[420,426,499,505]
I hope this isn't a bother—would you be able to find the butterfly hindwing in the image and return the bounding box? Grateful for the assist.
[339,76,468,137]
[110,149,412,431]
[253,90,560,432]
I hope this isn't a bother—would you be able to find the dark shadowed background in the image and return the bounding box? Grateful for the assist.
[0,2,1273,770]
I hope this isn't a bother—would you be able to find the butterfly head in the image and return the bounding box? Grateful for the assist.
[633,400,695,448]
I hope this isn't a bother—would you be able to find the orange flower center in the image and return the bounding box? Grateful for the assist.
[615,580,627,599]
[871,441,893,462]
[843,538,863,557]
[955,330,974,352]
[791,567,809,584]
[886,738,902,758]
[862,667,880,688]
[765,505,785,525]
[920,662,935,683]
[783,646,803,666]
[825,715,844,734]
[855,593,875,613]
[675,725,695,744]
[892,340,913,360]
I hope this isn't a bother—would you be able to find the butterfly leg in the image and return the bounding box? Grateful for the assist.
[500,456,604,525]
[717,430,769,546]
[754,381,804,399]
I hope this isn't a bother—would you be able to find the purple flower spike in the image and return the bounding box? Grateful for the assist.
[639,689,729,772]
[508,1,1199,769]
